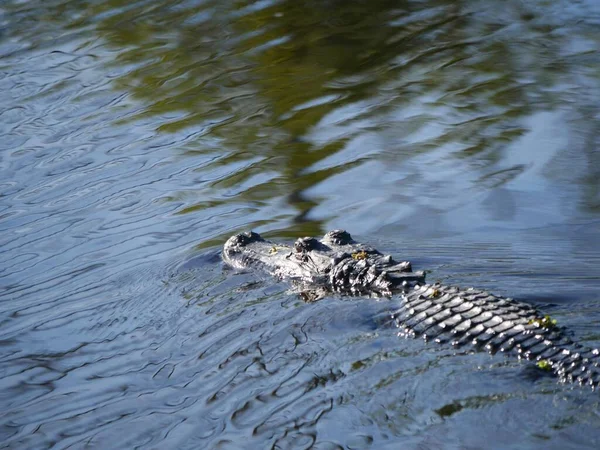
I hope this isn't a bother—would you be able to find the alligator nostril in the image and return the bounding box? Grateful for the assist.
[229,231,263,247]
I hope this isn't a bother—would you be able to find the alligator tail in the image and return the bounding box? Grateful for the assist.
[392,283,600,388]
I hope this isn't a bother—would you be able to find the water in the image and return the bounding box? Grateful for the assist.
[1,0,599,448]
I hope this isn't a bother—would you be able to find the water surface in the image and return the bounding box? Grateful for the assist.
[1,0,600,448]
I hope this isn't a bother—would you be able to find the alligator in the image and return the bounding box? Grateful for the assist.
[223,229,600,388]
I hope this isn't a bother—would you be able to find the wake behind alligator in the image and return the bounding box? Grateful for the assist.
[223,229,600,388]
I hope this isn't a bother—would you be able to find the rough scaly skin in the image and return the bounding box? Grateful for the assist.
[223,229,600,388]
[223,229,425,294]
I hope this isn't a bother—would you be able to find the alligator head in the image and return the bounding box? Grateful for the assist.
[223,229,425,295]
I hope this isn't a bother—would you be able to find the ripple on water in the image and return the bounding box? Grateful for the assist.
[1,0,600,448]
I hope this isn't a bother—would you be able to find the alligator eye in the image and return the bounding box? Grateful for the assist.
[294,237,319,252]
[324,229,353,245]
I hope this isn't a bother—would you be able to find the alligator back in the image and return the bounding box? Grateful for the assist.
[396,283,600,387]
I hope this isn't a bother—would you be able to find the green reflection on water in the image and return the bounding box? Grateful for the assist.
[99,1,514,234]
[3,0,598,238]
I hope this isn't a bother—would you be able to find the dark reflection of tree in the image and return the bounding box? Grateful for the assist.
[4,0,598,237]
[92,0,434,238]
